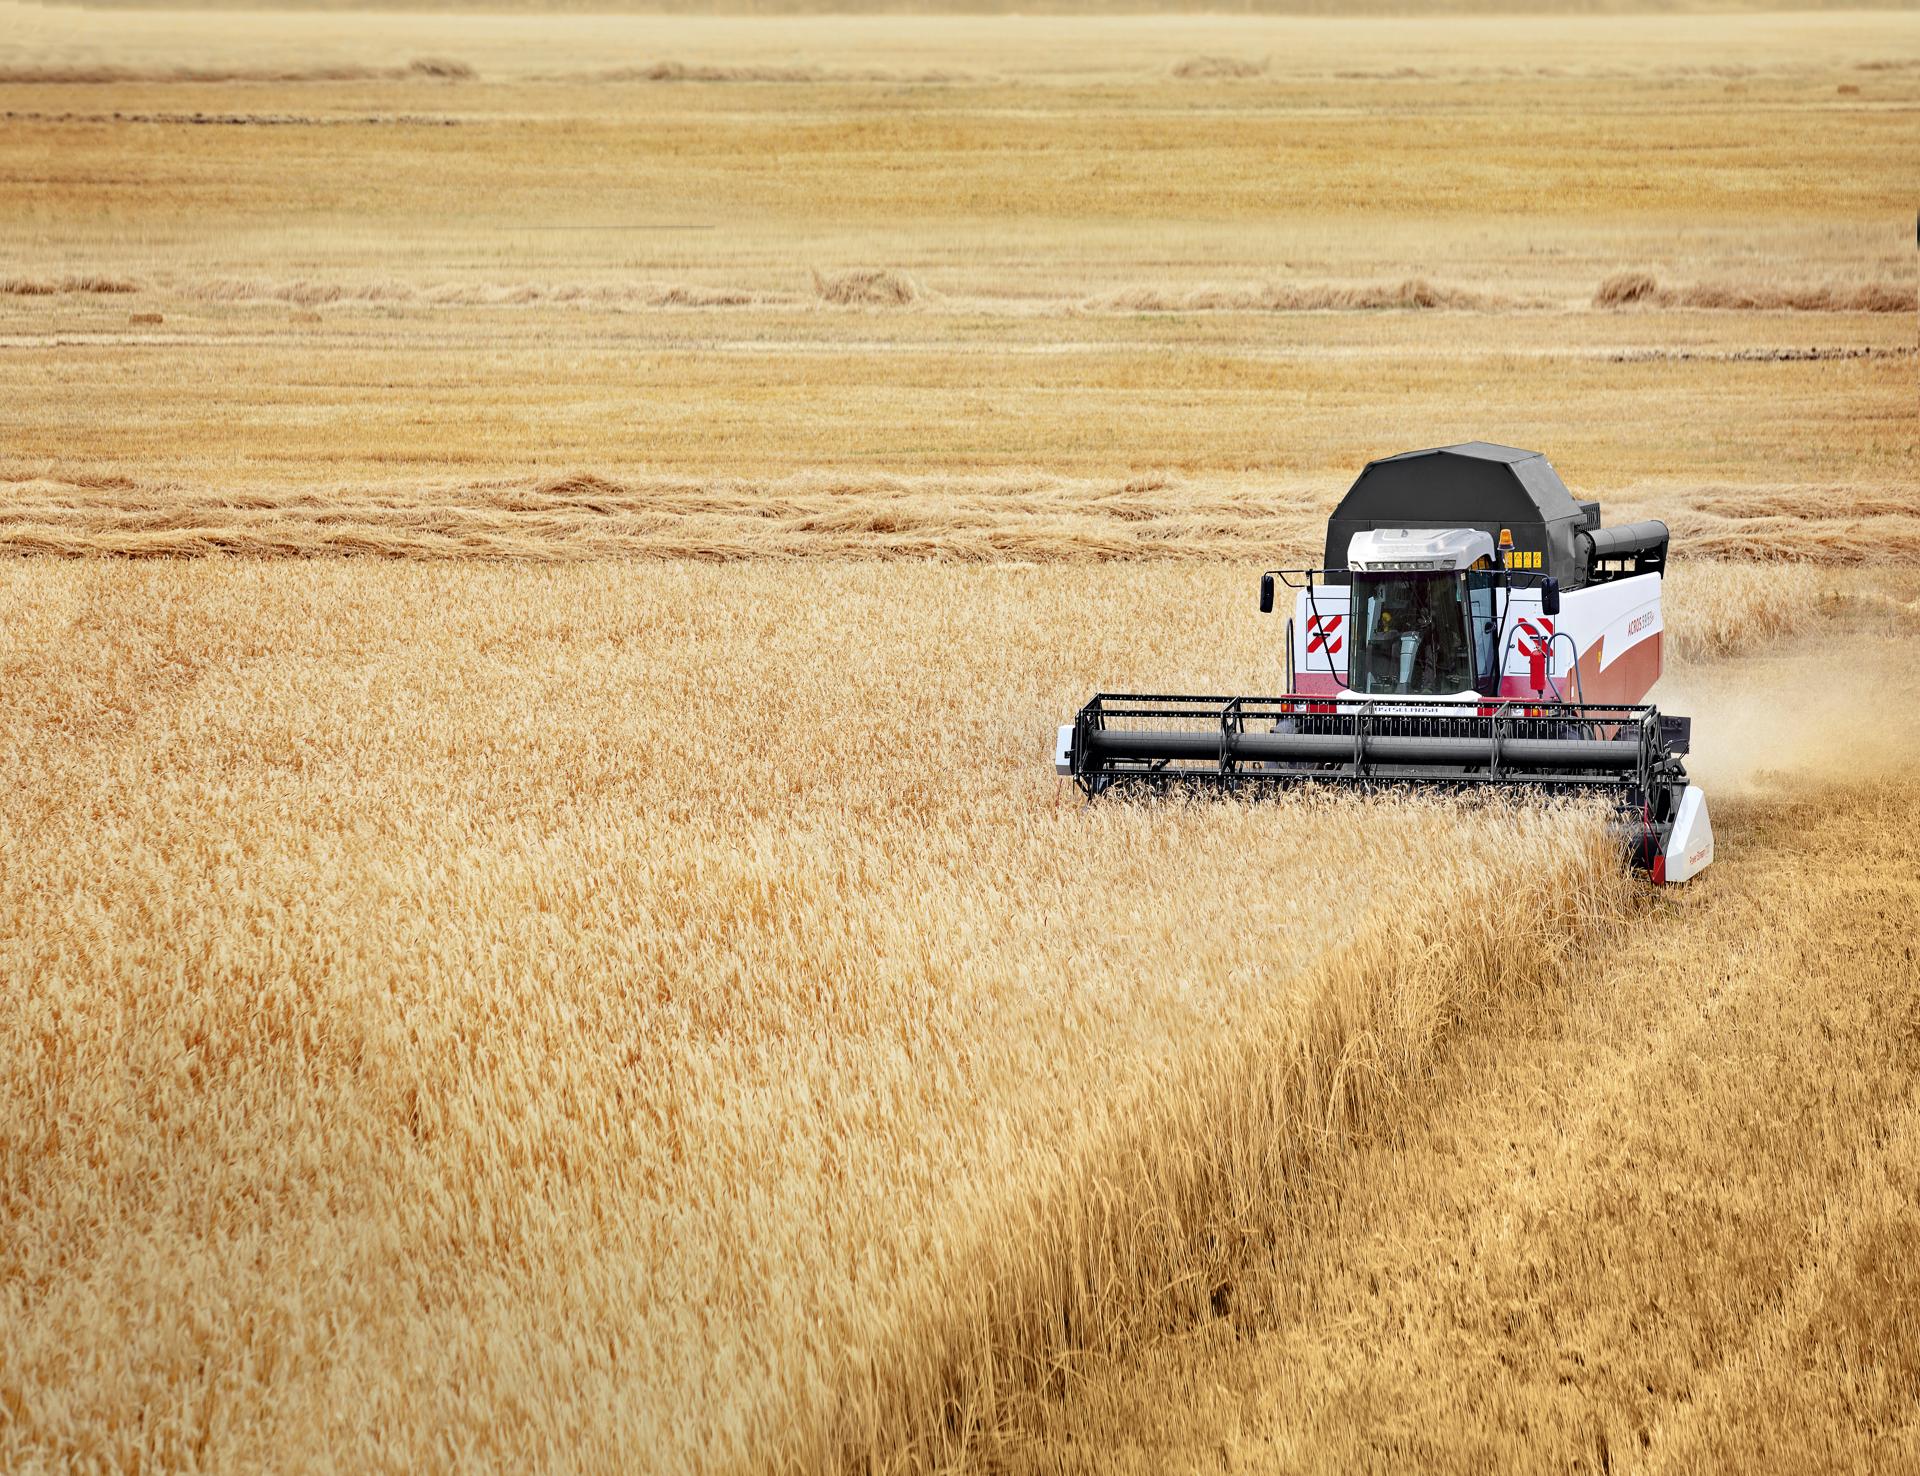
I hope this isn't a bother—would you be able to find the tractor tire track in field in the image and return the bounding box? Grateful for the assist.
[990,645,1920,1475]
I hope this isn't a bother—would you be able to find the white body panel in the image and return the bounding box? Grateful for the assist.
[1054,723,1076,776]
[1662,785,1715,883]
[1547,574,1663,696]
[1289,569,1665,704]
[1291,586,1352,688]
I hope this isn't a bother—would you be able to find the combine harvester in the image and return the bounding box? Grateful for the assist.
[1055,443,1714,882]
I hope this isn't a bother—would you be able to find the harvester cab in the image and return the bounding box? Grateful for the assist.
[1055,443,1714,882]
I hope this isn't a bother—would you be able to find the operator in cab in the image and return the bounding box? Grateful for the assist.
[1355,571,1472,695]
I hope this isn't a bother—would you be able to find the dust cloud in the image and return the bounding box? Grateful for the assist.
[1657,635,1920,796]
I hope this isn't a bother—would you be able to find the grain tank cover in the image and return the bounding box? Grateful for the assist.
[1323,442,1596,587]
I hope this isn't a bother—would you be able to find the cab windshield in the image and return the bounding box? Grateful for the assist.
[1349,572,1473,695]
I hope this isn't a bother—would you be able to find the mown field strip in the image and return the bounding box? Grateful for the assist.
[987,641,1920,1473]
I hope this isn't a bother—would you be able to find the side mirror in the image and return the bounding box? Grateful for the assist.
[1258,573,1275,614]
[1540,577,1561,617]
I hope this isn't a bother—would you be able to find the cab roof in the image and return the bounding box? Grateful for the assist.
[1323,444,1599,586]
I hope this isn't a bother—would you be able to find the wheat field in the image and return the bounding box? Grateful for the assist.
[2,5,1918,1473]
[0,562,1636,1472]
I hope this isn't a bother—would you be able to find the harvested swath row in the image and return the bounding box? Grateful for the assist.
[812,267,924,306]
[182,277,765,308]
[0,58,474,84]
[169,273,921,309]
[0,560,1630,1473]
[27,273,1905,317]
[1085,279,1509,312]
[0,274,141,295]
[0,109,463,128]
[1608,346,1911,364]
[573,61,982,84]
[1169,55,1270,80]
[6,471,1917,569]
[0,470,1322,563]
[0,470,1889,668]
[159,274,1498,314]
[1619,483,1920,566]
[1595,271,1917,312]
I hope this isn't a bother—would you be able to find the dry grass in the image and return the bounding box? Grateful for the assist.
[1084,278,1506,312]
[0,316,1909,489]
[0,58,475,84]
[1595,270,1918,312]
[23,268,1910,317]
[179,276,768,308]
[3,14,1913,491]
[1658,561,1830,662]
[1643,484,1920,566]
[812,267,925,307]
[583,60,978,83]
[0,274,142,295]
[0,470,1322,561]
[21,269,1905,317]
[1168,54,1269,80]
[0,562,1628,1473]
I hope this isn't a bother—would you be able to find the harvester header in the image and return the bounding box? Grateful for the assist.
[1055,444,1714,882]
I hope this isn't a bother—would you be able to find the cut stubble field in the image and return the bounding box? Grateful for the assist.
[1,6,1918,1474]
